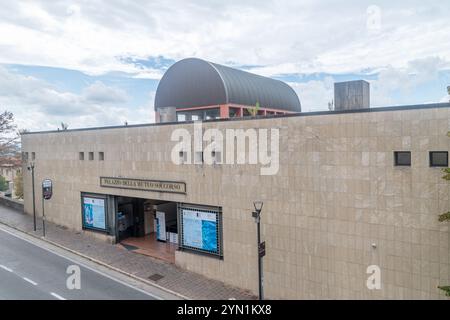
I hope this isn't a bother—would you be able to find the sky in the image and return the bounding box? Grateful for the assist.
[0,0,450,131]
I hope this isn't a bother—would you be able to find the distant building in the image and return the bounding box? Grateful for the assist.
[0,158,22,197]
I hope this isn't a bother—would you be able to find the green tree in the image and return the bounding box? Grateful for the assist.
[246,101,260,117]
[0,175,9,192]
[13,170,23,199]
[438,133,450,296]
[0,110,20,162]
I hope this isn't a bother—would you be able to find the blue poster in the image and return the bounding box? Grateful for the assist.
[182,209,218,253]
[156,211,166,241]
[83,197,106,230]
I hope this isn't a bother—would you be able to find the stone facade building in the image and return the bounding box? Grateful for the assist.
[21,103,450,299]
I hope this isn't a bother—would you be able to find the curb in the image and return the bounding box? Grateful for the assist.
[0,220,190,300]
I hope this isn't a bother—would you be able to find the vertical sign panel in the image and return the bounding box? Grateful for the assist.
[156,211,166,242]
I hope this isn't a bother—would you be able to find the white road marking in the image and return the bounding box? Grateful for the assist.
[0,225,164,300]
[50,292,66,300]
[0,264,13,272]
[22,277,38,286]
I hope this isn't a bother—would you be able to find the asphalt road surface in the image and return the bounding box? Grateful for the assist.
[0,226,161,300]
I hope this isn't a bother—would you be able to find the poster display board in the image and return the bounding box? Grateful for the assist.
[156,211,166,241]
[82,196,107,231]
[181,208,219,254]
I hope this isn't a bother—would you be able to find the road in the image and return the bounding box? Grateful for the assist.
[0,226,169,300]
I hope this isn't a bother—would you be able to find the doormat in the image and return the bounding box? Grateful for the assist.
[148,273,164,282]
[121,243,139,251]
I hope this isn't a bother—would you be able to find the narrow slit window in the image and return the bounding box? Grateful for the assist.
[89,152,94,161]
[99,152,104,161]
[79,152,84,160]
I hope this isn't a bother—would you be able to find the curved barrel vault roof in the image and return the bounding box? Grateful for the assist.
[154,58,301,112]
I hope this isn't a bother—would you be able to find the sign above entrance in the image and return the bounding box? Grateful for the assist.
[100,177,186,194]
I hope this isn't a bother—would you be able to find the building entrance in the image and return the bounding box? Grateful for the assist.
[116,196,178,263]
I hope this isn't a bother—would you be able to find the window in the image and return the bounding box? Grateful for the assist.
[176,108,220,121]
[89,152,94,161]
[178,204,223,257]
[79,152,84,160]
[211,150,222,164]
[177,113,186,122]
[31,152,36,160]
[179,151,188,163]
[394,151,411,166]
[430,151,448,167]
[99,152,104,161]
[195,151,203,164]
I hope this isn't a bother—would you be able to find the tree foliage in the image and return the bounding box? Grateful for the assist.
[0,175,9,192]
[438,212,450,222]
[246,101,261,117]
[0,110,20,162]
[438,286,450,297]
[13,170,23,199]
[438,131,450,296]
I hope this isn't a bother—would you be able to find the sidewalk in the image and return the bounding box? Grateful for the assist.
[0,204,255,300]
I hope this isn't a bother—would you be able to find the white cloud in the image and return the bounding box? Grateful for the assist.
[0,1,449,122]
[82,81,128,104]
[0,66,153,131]
[289,77,334,112]
[440,95,450,103]
[0,1,450,78]
[370,56,447,106]
[287,56,449,110]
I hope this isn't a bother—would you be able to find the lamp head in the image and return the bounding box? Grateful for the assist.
[253,201,263,212]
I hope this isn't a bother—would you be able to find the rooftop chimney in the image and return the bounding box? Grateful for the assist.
[334,80,370,111]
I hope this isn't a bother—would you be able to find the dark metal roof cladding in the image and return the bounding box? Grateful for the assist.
[155,58,301,112]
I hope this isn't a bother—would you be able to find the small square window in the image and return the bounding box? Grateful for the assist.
[211,150,222,164]
[178,151,188,163]
[99,152,104,161]
[195,151,203,164]
[89,152,94,161]
[79,152,84,160]
[394,151,411,166]
[430,151,448,167]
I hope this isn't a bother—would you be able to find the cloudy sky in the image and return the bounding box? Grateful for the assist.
[1,0,450,131]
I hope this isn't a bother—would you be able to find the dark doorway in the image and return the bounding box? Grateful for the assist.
[117,196,145,241]
[115,196,178,263]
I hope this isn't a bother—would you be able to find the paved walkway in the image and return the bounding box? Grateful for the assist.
[0,204,255,300]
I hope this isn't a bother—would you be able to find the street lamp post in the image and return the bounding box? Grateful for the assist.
[27,162,36,231]
[252,201,264,300]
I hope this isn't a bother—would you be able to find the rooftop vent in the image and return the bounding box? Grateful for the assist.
[334,80,370,111]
